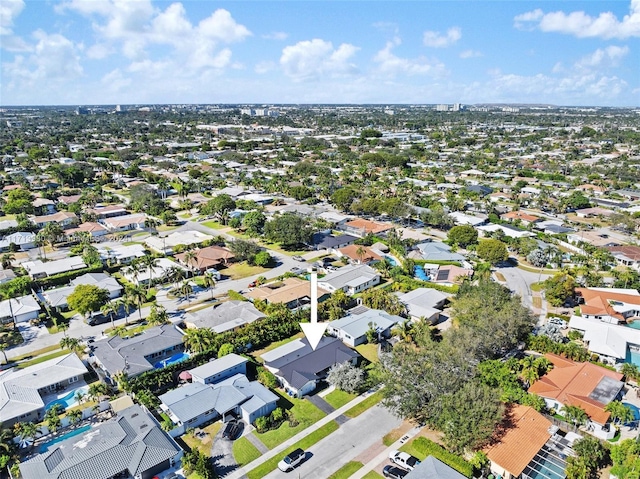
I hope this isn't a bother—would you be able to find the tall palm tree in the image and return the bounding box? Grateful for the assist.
[391,320,414,344]
[140,255,160,292]
[13,421,37,449]
[203,272,216,300]
[620,362,639,383]
[183,250,198,275]
[1,253,15,269]
[59,336,81,354]
[45,405,62,433]
[0,423,14,455]
[605,401,634,426]
[180,280,193,303]
[355,246,367,264]
[519,355,541,388]
[74,391,86,405]
[87,382,108,402]
[67,409,82,427]
[147,302,169,326]
[101,301,119,329]
[116,296,134,326]
[183,328,214,354]
[167,266,185,289]
[125,285,147,322]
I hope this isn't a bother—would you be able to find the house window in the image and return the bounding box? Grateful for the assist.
[68,376,78,384]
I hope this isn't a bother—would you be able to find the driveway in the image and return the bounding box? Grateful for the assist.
[211,426,244,478]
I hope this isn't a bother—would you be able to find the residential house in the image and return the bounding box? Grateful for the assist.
[485,405,573,479]
[606,245,640,271]
[339,218,393,237]
[65,221,108,239]
[42,273,123,310]
[477,223,535,239]
[183,300,265,333]
[145,230,213,255]
[575,207,614,218]
[32,197,56,214]
[500,210,540,226]
[0,268,16,284]
[262,336,359,397]
[90,324,185,380]
[409,241,465,262]
[528,353,624,439]
[246,277,330,310]
[405,456,468,479]
[568,315,640,365]
[0,353,87,427]
[310,232,357,251]
[19,404,183,479]
[397,288,450,323]
[0,231,37,251]
[23,256,87,279]
[175,245,235,272]
[102,213,147,232]
[0,294,41,325]
[574,287,640,324]
[96,243,146,265]
[337,244,382,265]
[317,211,351,225]
[123,258,188,285]
[189,354,248,385]
[448,211,487,226]
[328,308,406,347]
[567,230,621,248]
[87,204,129,219]
[57,194,81,206]
[535,220,575,235]
[430,265,473,286]
[32,211,77,228]
[317,264,381,295]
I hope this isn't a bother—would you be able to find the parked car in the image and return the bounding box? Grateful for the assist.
[248,281,257,288]
[383,465,408,478]
[290,267,306,275]
[549,317,567,329]
[222,420,241,440]
[278,448,306,472]
[389,450,420,471]
[292,255,305,261]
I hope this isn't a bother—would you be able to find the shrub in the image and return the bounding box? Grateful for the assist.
[255,416,269,433]
[411,437,473,477]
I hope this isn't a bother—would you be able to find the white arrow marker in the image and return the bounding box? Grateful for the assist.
[300,267,327,350]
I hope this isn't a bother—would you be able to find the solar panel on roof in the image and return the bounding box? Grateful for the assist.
[436,270,449,281]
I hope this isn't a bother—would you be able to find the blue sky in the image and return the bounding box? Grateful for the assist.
[1,0,638,106]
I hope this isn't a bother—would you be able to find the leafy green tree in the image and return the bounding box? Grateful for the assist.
[67,284,110,319]
[3,189,34,214]
[228,239,261,262]
[567,436,608,479]
[447,225,478,247]
[544,273,576,307]
[201,194,236,224]
[253,251,271,267]
[242,210,266,236]
[610,439,640,479]
[326,362,365,394]
[217,343,234,358]
[264,213,312,249]
[330,188,357,212]
[360,288,406,316]
[477,239,508,265]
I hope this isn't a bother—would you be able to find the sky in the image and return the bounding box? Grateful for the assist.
[0,0,639,106]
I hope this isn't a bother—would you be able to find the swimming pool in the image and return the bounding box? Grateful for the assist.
[154,352,190,369]
[39,424,92,453]
[622,402,640,427]
[384,256,398,266]
[625,349,640,368]
[44,385,90,412]
[414,265,430,281]
[625,320,640,330]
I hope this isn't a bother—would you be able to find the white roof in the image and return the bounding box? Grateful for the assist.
[23,256,87,277]
[97,243,146,262]
[568,315,640,359]
[189,353,248,381]
[448,211,486,226]
[123,257,187,284]
[145,230,213,252]
[0,295,40,319]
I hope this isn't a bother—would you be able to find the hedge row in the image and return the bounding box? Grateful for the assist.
[35,264,111,289]
[411,437,473,477]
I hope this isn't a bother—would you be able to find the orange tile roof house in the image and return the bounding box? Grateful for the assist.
[500,210,540,225]
[175,245,235,272]
[607,245,640,270]
[485,405,555,479]
[575,287,640,324]
[339,218,393,237]
[528,353,624,439]
[245,277,330,310]
[337,244,382,265]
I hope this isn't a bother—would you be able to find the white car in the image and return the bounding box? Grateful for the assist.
[389,450,420,471]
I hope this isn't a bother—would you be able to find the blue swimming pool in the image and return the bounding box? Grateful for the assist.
[626,320,640,330]
[622,402,640,427]
[625,349,640,368]
[414,265,430,281]
[384,256,398,266]
[154,352,190,369]
[39,424,92,453]
[44,385,89,412]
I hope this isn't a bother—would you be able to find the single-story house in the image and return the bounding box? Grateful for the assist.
[183,300,265,333]
[575,207,614,218]
[90,324,185,380]
[338,218,393,237]
[310,232,357,251]
[317,264,381,295]
[0,231,37,251]
[261,336,359,397]
[430,265,473,286]
[245,277,330,310]
[574,287,640,324]
[477,223,535,239]
[87,204,129,219]
[175,245,235,272]
[57,194,81,205]
[122,257,188,285]
[448,211,487,226]
[0,353,88,427]
[145,230,213,255]
[398,288,450,323]
[500,210,540,225]
[606,245,640,271]
[328,308,406,347]
[32,197,56,214]
[0,268,16,283]
[528,353,624,440]
[65,221,109,238]
[568,315,640,365]
[32,211,77,228]
[0,294,41,324]
[409,241,465,262]
[23,256,87,279]
[96,243,146,265]
[19,404,183,479]
[337,244,382,265]
[42,273,123,310]
[405,456,468,479]
[102,213,147,232]
[567,230,621,248]
[189,353,248,385]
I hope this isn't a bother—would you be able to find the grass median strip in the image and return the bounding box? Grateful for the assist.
[362,472,384,479]
[328,461,363,479]
[246,421,339,479]
[344,391,384,418]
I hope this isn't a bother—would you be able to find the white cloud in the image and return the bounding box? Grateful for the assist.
[86,42,113,60]
[459,49,482,59]
[423,27,461,47]
[373,21,399,35]
[255,61,276,74]
[0,0,24,35]
[575,45,629,69]
[280,39,359,81]
[262,31,288,41]
[374,37,446,77]
[514,0,640,39]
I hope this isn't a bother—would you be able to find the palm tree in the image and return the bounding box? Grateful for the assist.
[147,303,169,326]
[88,382,108,403]
[183,250,198,275]
[180,280,193,303]
[203,272,216,300]
[112,370,131,392]
[74,391,86,405]
[519,355,540,388]
[67,409,82,427]
[13,421,37,449]
[620,362,639,383]
[561,405,588,427]
[125,285,147,322]
[100,301,119,329]
[140,256,160,292]
[391,320,414,344]
[355,246,367,264]
[1,253,15,269]
[44,405,62,434]
[183,328,215,354]
[605,401,634,426]
[59,336,81,354]
[116,296,134,326]
[57,322,69,338]
[0,344,7,365]
[0,423,14,455]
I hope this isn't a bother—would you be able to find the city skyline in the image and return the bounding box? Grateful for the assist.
[1,0,639,107]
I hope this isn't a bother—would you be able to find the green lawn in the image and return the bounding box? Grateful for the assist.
[383,428,404,447]
[344,391,384,418]
[252,391,327,449]
[232,436,262,466]
[0,328,24,349]
[224,262,270,280]
[530,282,544,292]
[16,349,71,369]
[324,389,357,409]
[355,343,379,363]
[247,421,339,479]
[10,343,61,362]
[362,472,384,479]
[201,220,225,230]
[328,461,363,479]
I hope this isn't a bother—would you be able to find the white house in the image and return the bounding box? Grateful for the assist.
[328,309,405,347]
[0,232,37,251]
[22,256,87,279]
[0,295,40,324]
[317,264,380,295]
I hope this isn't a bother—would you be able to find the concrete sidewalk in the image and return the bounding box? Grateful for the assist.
[224,390,378,479]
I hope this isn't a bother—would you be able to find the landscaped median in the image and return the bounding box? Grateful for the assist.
[246,421,339,479]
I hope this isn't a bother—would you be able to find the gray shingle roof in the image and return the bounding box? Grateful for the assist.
[405,455,468,479]
[184,301,265,333]
[19,405,180,479]
[188,353,247,383]
[317,264,379,291]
